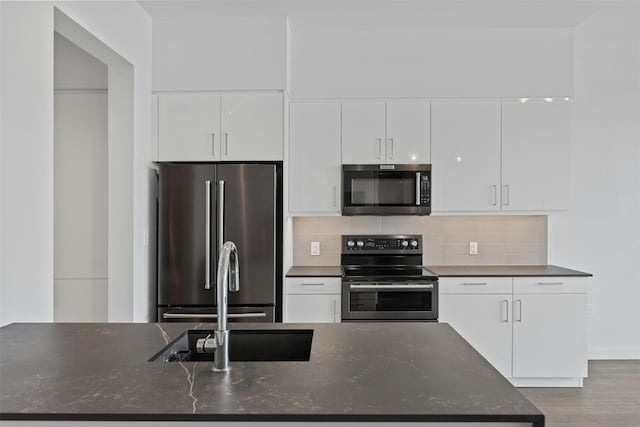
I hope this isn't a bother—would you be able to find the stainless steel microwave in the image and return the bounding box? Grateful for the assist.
[342,164,431,215]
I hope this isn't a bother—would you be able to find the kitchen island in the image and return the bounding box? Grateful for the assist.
[0,322,543,426]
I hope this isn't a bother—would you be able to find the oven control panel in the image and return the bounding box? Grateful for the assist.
[343,235,422,253]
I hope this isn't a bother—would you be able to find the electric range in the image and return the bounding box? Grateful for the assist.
[341,235,439,322]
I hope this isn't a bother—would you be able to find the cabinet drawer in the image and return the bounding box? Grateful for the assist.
[514,277,587,294]
[439,277,512,294]
[286,277,342,295]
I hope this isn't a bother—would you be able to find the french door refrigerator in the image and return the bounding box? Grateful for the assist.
[157,163,282,323]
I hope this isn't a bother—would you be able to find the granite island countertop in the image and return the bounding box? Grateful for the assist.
[0,322,543,425]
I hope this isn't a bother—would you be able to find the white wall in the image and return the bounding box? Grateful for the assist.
[54,33,107,90]
[290,27,573,99]
[0,1,152,326]
[548,6,640,359]
[0,2,54,324]
[153,16,286,91]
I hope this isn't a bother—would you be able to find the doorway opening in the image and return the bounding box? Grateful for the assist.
[53,8,134,322]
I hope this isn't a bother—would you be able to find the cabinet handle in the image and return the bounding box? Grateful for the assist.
[515,299,522,322]
[463,282,488,286]
[301,283,325,286]
[333,185,338,207]
[501,299,509,322]
[224,133,229,156]
[490,185,497,206]
[211,133,215,157]
[333,299,338,323]
[536,282,564,286]
[503,185,510,206]
[388,138,394,160]
[376,138,383,159]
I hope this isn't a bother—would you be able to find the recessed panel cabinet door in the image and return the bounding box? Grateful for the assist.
[386,101,430,164]
[439,293,513,378]
[220,93,283,161]
[512,293,588,378]
[289,102,341,214]
[431,101,502,212]
[158,93,220,161]
[342,102,386,164]
[502,100,571,211]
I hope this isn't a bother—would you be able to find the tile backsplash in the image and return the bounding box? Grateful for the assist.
[293,216,547,266]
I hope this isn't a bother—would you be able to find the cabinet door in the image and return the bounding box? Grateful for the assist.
[289,103,341,214]
[439,293,513,377]
[220,93,283,161]
[431,101,502,212]
[502,100,571,211]
[285,294,341,323]
[341,102,386,164]
[385,101,430,164]
[158,93,220,161]
[512,293,588,378]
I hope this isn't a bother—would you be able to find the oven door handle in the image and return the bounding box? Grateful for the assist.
[349,284,434,290]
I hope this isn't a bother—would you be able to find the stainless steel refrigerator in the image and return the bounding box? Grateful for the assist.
[156,163,282,323]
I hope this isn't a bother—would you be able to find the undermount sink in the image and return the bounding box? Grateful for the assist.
[149,329,313,363]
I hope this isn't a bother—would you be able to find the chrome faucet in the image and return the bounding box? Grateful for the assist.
[196,240,239,372]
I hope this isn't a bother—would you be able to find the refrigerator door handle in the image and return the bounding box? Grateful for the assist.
[162,312,268,320]
[218,180,225,251]
[205,180,212,289]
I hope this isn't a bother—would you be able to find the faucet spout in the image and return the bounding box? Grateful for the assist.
[196,241,240,373]
[216,241,239,334]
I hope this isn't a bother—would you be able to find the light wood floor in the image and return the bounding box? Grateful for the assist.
[519,360,640,427]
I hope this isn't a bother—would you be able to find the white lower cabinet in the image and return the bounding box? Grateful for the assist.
[512,278,588,380]
[440,276,588,387]
[439,293,513,378]
[284,278,341,323]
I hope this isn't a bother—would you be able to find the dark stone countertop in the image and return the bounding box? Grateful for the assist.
[286,266,343,277]
[0,322,543,425]
[427,265,592,278]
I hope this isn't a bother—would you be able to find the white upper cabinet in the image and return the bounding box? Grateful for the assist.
[157,92,283,161]
[431,98,571,213]
[342,101,430,164]
[289,102,342,214]
[158,93,221,161]
[501,100,571,211]
[220,93,283,161]
[385,101,430,164]
[431,101,502,212]
[341,102,386,164]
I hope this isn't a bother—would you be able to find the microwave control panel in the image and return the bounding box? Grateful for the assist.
[420,174,431,206]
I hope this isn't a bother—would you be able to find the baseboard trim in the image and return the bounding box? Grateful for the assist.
[589,347,640,360]
[511,377,583,388]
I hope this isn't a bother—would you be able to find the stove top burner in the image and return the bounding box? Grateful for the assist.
[342,265,438,281]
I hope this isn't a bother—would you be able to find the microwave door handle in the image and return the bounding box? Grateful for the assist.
[416,172,421,206]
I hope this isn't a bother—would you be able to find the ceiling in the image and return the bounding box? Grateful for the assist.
[136,0,625,29]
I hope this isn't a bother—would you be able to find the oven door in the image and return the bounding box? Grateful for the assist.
[342,164,430,215]
[342,281,438,321]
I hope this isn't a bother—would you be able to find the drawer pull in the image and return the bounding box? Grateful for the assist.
[301,283,325,286]
[463,282,488,286]
[536,282,564,286]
